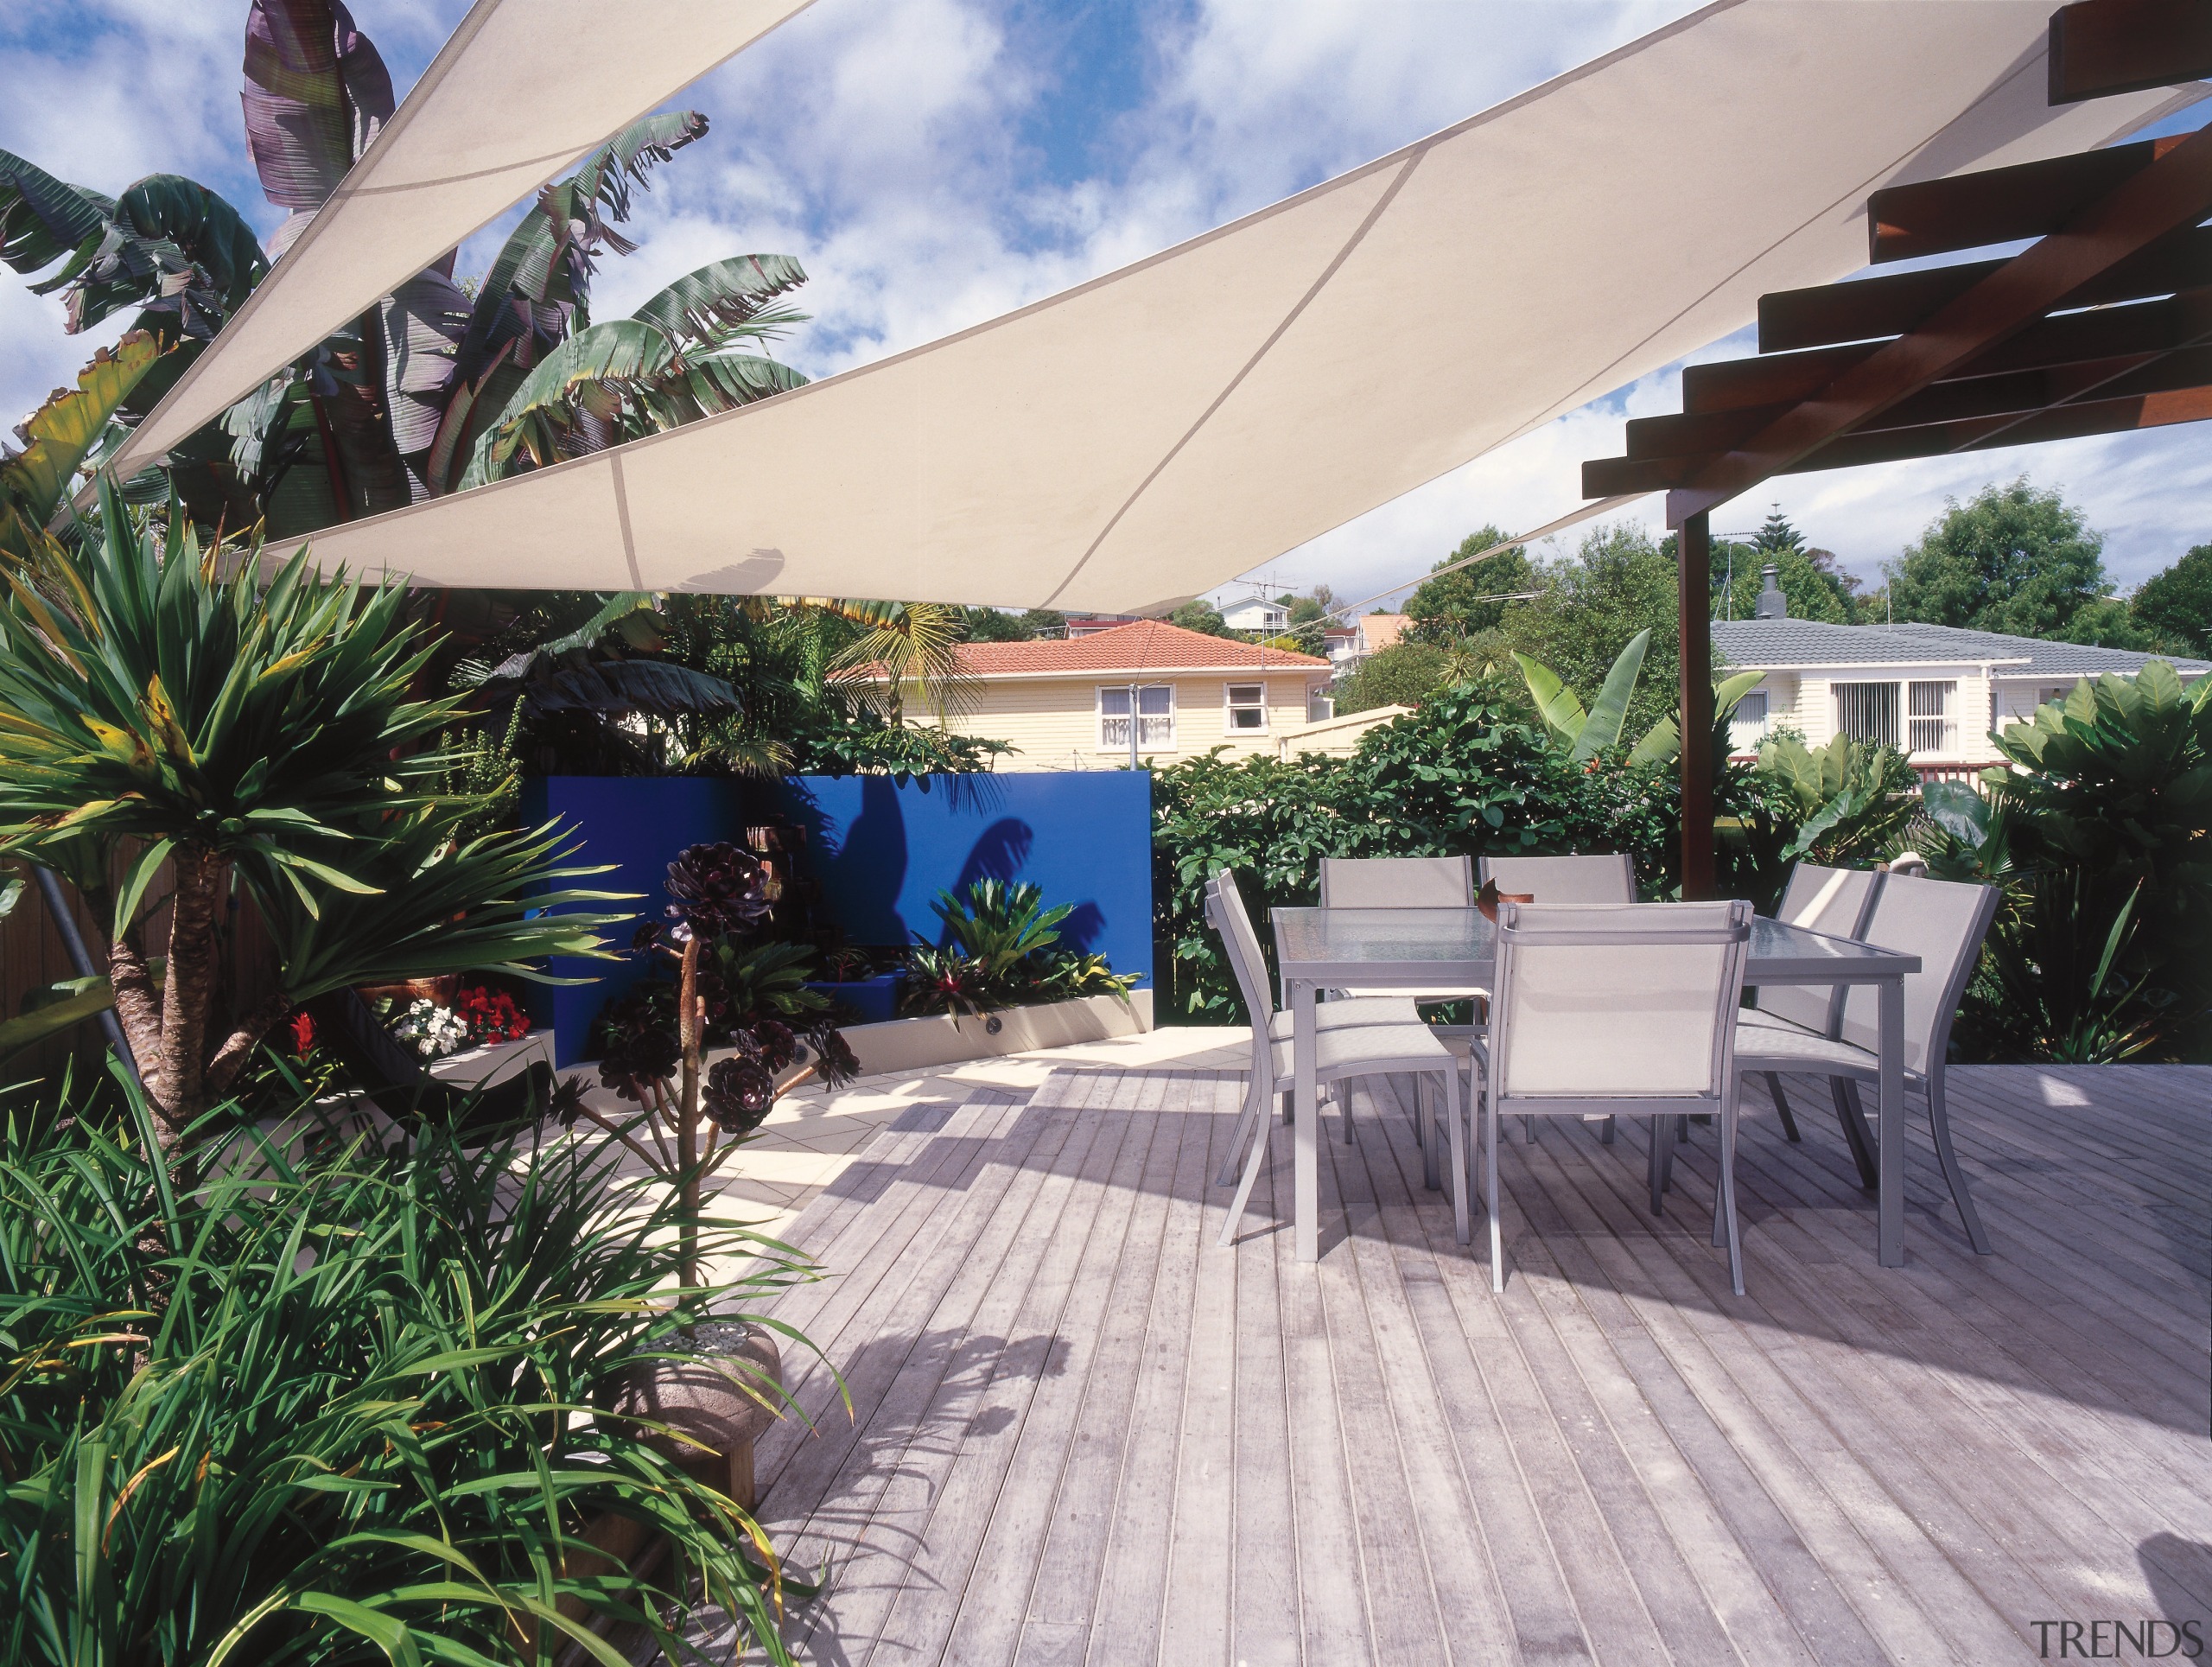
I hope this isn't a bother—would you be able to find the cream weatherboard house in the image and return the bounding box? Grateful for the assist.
[1712,614,2209,775]
[885,620,1384,771]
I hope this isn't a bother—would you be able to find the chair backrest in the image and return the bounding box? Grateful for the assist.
[1205,870,1279,1026]
[1319,855,1473,908]
[1755,863,1883,1033]
[1490,900,1751,1101]
[1478,852,1636,904]
[1837,873,1999,1078]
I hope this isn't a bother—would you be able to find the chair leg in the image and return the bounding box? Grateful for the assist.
[1217,1067,1266,1187]
[1676,1116,1690,1143]
[1217,1085,1275,1249]
[1716,1092,1745,1295]
[1446,1066,1470,1246]
[1521,1114,1535,1144]
[1341,1077,1357,1144]
[1421,1075,1441,1193]
[1833,1078,1878,1190]
[1926,1069,1992,1255]
[1599,1114,1616,1145]
[1486,1090,1504,1291]
[1647,1117,1666,1216]
[1765,1072,1802,1142]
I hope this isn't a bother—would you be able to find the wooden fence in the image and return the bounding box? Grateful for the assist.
[3,855,281,1087]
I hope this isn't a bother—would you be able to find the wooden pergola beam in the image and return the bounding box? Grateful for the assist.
[1757,224,2212,353]
[2050,0,2212,103]
[1866,137,2172,264]
[1664,118,2212,526]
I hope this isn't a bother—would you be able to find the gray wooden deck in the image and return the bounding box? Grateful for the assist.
[696,1059,2212,1664]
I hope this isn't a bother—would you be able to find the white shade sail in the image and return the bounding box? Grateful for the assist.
[104,0,817,482]
[274,0,2199,611]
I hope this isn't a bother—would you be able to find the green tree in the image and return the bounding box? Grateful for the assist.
[1885,478,2136,643]
[1332,641,1453,714]
[1713,508,1857,622]
[2131,544,2212,657]
[1171,600,1235,638]
[1506,523,1681,739]
[962,606,1036,642]
[1404,526,1536,646]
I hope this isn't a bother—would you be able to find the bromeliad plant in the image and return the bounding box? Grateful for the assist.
[899,880,1138,1018]
[0,480,627,1145]
[0,1082,823,1665]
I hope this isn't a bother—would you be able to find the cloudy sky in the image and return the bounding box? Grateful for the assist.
[4,0,2209,608]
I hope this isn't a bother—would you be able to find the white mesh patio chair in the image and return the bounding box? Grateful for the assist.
[1737,862,1882,1158]
[1728,872,1999,1254]
[1206,871,1469,1247]
[1478,852,1637,1142]
[1478,851,1637,903]
[1316,856,1486,1002]
[1474,900,1754,1294]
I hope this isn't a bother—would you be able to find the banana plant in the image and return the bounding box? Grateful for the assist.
[1622,668,1770,767]
[0,331,161,560]
[1516,628,1649,761]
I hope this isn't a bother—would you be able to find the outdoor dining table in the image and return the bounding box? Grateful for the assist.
[1268,906,1923,1269]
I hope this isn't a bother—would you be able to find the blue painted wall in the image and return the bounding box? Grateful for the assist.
[768,772,1153,983]
[521,775,746,1066]
[522,772,1152,1066]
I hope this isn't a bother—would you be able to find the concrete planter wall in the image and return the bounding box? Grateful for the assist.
[838,990,1154,1078]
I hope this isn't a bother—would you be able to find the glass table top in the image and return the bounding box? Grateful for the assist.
[1268,907,1919,981]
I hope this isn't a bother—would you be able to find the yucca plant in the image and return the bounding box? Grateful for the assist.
[0,1081,823,1665]
[0,479,626,1141]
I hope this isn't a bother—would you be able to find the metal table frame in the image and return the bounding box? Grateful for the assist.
[1269,907,1922,1268]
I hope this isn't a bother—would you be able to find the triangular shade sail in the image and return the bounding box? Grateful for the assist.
[275,0,2198,610]
[104,0,817,481]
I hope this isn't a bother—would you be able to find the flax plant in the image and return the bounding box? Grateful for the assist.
[0,1081,822,1665]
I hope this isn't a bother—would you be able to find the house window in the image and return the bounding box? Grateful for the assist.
[1834,681,1899,748]
[1099,684,1174,750]
[1225,683,1268,732]
[1907,680,1956,754]
[1308,684,1334,723]
[1728,689,1770,754]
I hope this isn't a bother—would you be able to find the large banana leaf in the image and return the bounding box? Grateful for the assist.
[1512,652,1587,752]
[0,332,160,557]
[454,112,709,388]
[0,149,111,278]
[1573,627,1650,760]
[632,254,810,348]
[1626,668,1768,766]
[457,318,677,487]
[244,0,397,255]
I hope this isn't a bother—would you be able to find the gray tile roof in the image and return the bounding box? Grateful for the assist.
[1710,618,2209,677]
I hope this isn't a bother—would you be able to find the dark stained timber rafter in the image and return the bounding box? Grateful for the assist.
[1606,118,2212,525]
[2050,0,2212,103]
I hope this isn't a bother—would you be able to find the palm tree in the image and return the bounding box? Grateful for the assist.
[820,600,982,729]
[0,480,626,1140]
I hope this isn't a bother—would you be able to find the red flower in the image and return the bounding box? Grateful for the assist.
[289,1011,316,1055]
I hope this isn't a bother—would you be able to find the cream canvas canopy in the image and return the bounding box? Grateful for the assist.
[269,0,2197,611]
[102,0,817,484]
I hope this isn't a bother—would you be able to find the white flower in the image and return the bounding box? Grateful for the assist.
[395,998,467,1059]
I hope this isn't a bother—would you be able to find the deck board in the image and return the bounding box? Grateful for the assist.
[683,1058,2212,1664]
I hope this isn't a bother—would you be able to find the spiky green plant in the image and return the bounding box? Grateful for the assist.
[0,1079,824,1665]
[0,479,626,1137]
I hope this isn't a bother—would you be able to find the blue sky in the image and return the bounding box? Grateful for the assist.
[4,0,2209,606]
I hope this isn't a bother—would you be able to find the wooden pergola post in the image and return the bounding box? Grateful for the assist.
[1677,510,1716,900]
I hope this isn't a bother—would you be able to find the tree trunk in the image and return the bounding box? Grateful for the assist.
[205,991,294,1098]
[677,935,702,1291]
[149,846,229,1141]
[108,934,164,1084]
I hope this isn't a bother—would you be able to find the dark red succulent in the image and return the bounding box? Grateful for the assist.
[703,1056,776,1134]
[663,842,771,943]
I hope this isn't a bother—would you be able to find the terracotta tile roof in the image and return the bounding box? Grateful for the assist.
[952,620,1329,676]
